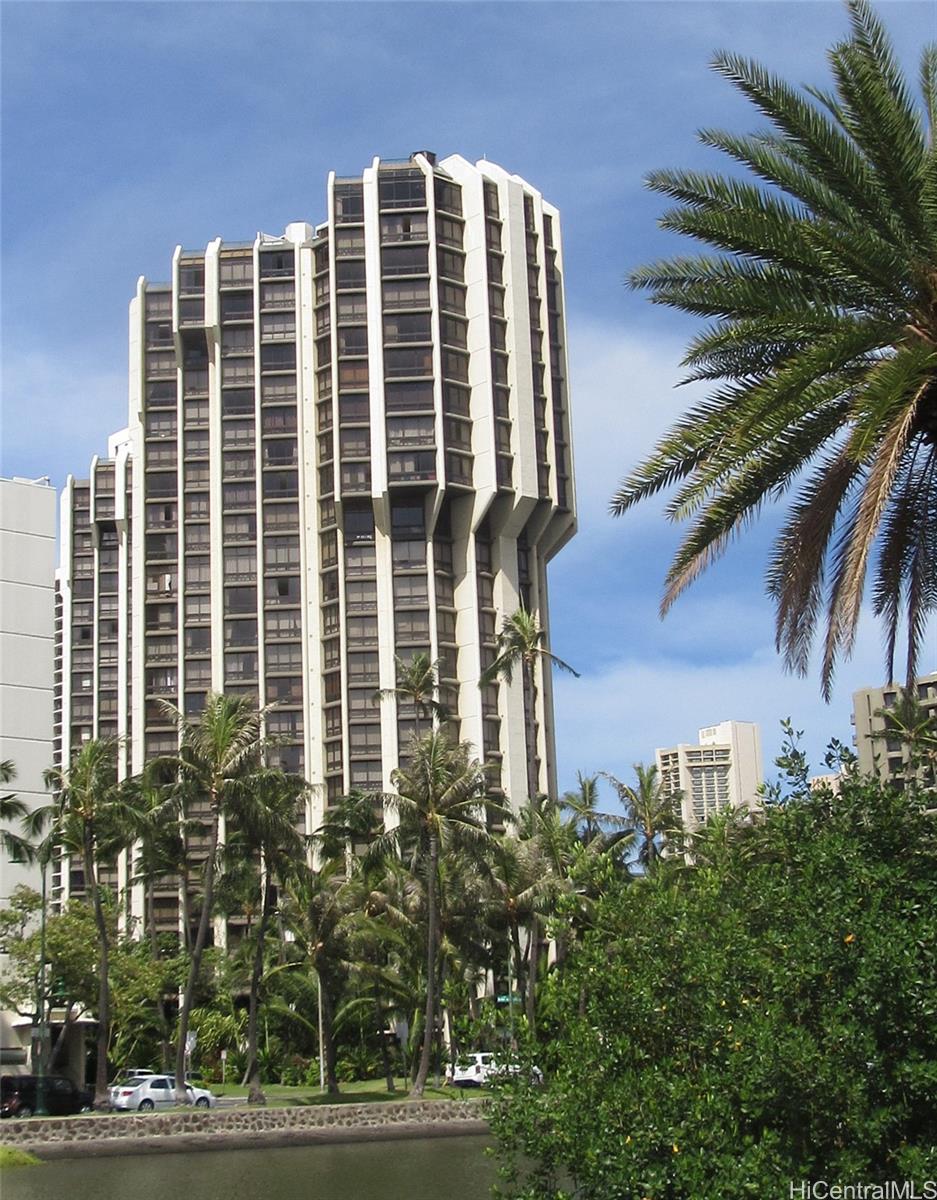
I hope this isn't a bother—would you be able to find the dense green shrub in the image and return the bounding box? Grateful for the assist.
[490,780,937,1198]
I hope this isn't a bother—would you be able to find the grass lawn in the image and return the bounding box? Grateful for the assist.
[16,1080,489,1113]
[0,1146,42,1168]
[0,1079,490,1119]
[211,1079,489,1106]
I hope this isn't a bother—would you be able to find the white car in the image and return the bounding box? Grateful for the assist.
[447,1051,496,1087]
[110,1074,216,1111]
[446,1052,543,1088]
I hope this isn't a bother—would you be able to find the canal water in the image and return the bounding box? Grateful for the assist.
[2,1134,497,1199]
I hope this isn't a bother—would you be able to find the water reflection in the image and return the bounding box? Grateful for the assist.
[2,1135,495,1200]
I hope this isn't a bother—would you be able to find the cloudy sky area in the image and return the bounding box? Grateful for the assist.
[2,1,934,800]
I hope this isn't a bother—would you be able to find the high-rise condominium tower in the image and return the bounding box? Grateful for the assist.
[656,721,763,829]
[54,153,576,937]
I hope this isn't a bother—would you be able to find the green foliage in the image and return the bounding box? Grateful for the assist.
[0,889,100,1021]
[0,1146,42,1168]
[489,778,937,1197]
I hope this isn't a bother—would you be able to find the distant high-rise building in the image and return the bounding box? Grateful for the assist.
[655,721,763,828]
[54,153,576,940]
[0,476,56,905]
[851,673,937,785]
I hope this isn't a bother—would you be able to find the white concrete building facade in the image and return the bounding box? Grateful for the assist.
[656,720,763,828]
[0,476,56,904]
[54,153,576,942]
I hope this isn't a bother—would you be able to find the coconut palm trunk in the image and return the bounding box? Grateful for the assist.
[244,877,274,1105]
[174,798,221,1103]
[375,993,396,1093]
[318,973,340,1095]
[525,915,539,1034]
[412,831,439,1098]
[509,917,527,1013]
[83,827,111,1109]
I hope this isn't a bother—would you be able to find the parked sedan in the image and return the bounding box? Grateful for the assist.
[0,1074,93,1118]
[110,1074,216,1111]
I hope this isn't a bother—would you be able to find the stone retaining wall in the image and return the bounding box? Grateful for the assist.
[0,1100,490,1161]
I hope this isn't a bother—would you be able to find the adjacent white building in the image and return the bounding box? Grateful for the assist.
[656,720,763,828]
[0,476,57,903]
[54,152,577,943]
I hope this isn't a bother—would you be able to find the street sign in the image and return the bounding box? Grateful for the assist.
[220,1049,227,1061]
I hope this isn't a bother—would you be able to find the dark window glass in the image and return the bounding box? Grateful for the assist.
[378,170,426,210]
[259,250,293,278]
[384,381,434,412]
[384,347,433,378]
[261,343,295,372]
[221,292,253,321]
[384,312,431,344]
[334,182,364,223]
[336,260,366,289]
[178,263,204,293]
[434,178,462,216]
[383,280,431,310]
[437,249,465,282]
[344,503,375,542]
[382,246,428,277]
[392,501,425,536]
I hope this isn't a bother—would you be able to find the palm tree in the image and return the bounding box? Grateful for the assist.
[872,690,937,786]
[0,762,31,862]
[479,834,544,1025]
[381,732,491,1097]
[376,652,449,738]
[226,769,306,1104]
[561,772,631,847]
[601,765,683,869]
[43,738,128,1109]
[159,692,268,1104]
[281,858,363,1096]
[611,0,937,698]
[481,607,579,800]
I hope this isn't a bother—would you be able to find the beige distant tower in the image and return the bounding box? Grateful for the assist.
[851,673,937,784]
[656,720,763,828]
[54,153,577,942]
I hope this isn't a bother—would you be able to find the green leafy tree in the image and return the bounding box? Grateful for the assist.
[490,777,937,1197]
[611,0,937,698]
[0,889,101,1073]
[43,738,131,1107]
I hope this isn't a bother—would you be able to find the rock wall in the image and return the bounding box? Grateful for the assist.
[0,1099,490,1160]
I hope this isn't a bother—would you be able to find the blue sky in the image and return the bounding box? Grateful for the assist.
[2,0,934,799]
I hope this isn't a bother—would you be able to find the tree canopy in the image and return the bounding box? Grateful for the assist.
[490,776,937,1197]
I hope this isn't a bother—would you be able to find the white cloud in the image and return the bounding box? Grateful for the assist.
[551,606,936,803]
[564,315,705,535]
